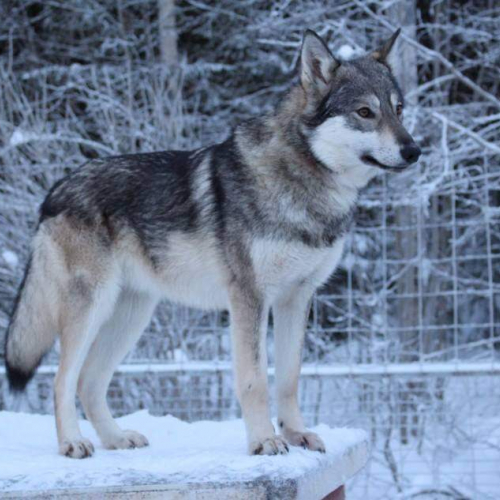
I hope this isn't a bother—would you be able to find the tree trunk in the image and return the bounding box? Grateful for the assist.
[388,1,419,361]
[388,0,420,445]
[158,0,178,65]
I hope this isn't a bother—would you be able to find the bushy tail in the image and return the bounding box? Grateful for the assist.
[4,255,57,392]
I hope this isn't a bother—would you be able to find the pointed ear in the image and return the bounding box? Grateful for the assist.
[300,30,339,94]
[371,28,401,68]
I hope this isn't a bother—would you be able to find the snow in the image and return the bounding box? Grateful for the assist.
[336,45,364,60]
[0,411,368,494]
[9,129,34,147]
[1,250,18,268]
[173,348,189,362]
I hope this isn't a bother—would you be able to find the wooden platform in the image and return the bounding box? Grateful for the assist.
[0,411,369,499]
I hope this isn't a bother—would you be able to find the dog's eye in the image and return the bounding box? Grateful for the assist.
[396,104,403,116]
[357,107,374,119]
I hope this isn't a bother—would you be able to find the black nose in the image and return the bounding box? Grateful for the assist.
[400,143,421,164]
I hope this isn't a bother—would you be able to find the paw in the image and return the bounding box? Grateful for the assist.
[60,438,95,459]
[282,429,326,453]
[250,435,289,455]
[103,430,149,450]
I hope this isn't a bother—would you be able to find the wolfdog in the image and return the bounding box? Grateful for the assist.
[5,29,420,458]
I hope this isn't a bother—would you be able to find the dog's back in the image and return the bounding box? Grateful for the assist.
[41,150,202,238]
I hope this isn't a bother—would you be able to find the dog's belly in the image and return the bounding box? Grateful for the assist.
[251,236,346,302]
[120,231,230,310]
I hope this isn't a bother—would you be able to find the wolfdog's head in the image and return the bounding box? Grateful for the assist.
[295,29,420,182]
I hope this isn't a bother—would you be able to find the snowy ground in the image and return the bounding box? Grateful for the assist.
[0,410,368,496]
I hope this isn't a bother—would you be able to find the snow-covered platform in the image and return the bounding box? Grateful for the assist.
[0,411,369,499]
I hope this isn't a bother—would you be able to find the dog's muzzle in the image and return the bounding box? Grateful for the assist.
[362,140,421,172]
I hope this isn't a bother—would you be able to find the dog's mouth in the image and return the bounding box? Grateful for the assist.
[361,155,408,173]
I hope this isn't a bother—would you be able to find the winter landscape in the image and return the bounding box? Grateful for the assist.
[1,1,499,499]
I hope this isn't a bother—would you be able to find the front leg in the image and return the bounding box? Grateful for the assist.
[273,286,326,453]
[229,285,289,455]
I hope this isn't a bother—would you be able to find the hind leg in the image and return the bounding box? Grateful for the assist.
[55,279,119,459]
[78,289,157,450]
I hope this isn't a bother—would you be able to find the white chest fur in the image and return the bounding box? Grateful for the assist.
[250,236,346,302]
